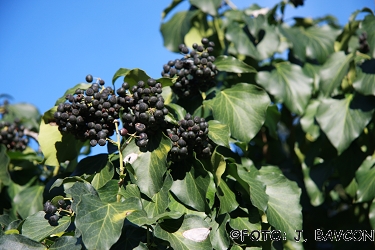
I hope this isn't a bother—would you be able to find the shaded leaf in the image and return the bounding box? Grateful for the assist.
[161,10,199,52]
[162,0,185,19]
[91,157,114,190]
[54,83,92,106]
[211,150,226,186]
[75,195,142,250]
[316,94,375,154]
[257,62,312,115]
[207,120,230,148]
[300,100,321,141]
[217,179,238,214]
[319,51,354,97]
[189,0,221,16]
[123,68,151,89]
[13,185,43,219]
[166,103,186,121]
[214,55,257,73]
[225,23,260,59]
[0,144,11,186]
[0,234,45,250]
[112,68,131,86]
[5,103,40,130]
[264,105,280,139]
[49,236,82,250]
[361,14,375,58]
[22,211,71,242]
[355,156,375,202]
[209,213,230,250]
[204,83,270,143]
[369,198,375,229]
[257,166,302,241]
[353,59,375,96]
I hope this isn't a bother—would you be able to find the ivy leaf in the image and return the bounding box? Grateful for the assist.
[257,166,302,241]
[217,179,238,214]
[162,0,185,19]
[123,68,151,89]
[54,83,92,106]
[75,195,142,250]
[112,68,131,86]
[264,105,280,139]
[166,103,186,121]
[91,158,114,190]
[225,23,260,59]
[229,217,261,232]
[5,103,40,130]
[170,162,210,212]
[189,0,221,16]
[280,25,337,64]
[154,214,212,249]
[207,120,230,148]
[22,211,71,242]
[204,83,270,143]
[300,100,321,141]
[211,150,226,186]
[257,62,312,115]
[361,14,375,58]
[143,173,173,218]
[353,59,375,96]
[0,234,45,250]
[319,51,354,97]
[214,55,257,73]
[97,180,120,203]
[209,213,230,250]
[49,236,82,250]
[369,199,375,229]
[65,182,99,212]
[0,145,10,186]
[161,10,199,52]
[355,156,375,202]
[123,131,171,198]
[315,94,375,154]
[13,185,43,219]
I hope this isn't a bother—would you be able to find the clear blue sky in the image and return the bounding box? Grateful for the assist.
[0,0,373,155]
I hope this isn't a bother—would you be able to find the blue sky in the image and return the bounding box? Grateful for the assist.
[0,0,373,155]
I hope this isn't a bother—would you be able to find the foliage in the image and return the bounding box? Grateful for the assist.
[1,0,375,249]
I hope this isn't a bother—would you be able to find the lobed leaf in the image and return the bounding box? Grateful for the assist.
[214,55,257,74]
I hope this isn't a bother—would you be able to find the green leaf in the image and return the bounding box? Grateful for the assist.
[65,182,99,212]
[355,156,375,202]
[162,0,185,19]
[229,216,261,232]
[72,153,108,176]
[0,234,45,250]
[170,162,210,212]
[0,145,11,186]
[119,183,141,200]
[112,67,131,85]
[225,23,260,59]
[91,157,114,190]
[75,195,142,250]
[217,179,238,214]
[280,25,338,64]
[49,236,82,250]
[257,62,312,115]
[369,198,375,229]
[166,103,186,121]
[214,55,257,73]
[189,0,221,16]
[54,83,92,106]
[123,131,171,198]
[315,94,375,154]
[39,108,83,167]
[97,180,120,203]
[154,214,212,249]
[13,185,43,219]
[5,103,40,130]
[300,100,321,141]
[353,60,375,96]
[211,150,226,185]
[143,173,173,217]
[264,105,280,139]
[161,10,199,52]
[319,51,354,97]
[123,68,151,89]
[361,14,375,58]
[207,120,230,148]
[257,166,302,241]
[22,211,71,241]
[209,214,230,250]
[204,83,270,143]
[168,193,207,217]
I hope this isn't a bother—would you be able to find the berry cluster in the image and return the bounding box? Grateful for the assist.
[0,120,28,151]
[117,79,168,148]
[166,114,212,162]
[43,199,69,225]
[359,32,370,54]
[290,0,304,7]
[161,38,218,98]
[54,75,121,147]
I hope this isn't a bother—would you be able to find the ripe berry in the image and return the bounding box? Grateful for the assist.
[49,214,60,224]
[86,74,93,83]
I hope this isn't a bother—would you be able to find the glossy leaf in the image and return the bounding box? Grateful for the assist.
[207,120,230,148]
[361,14,375,58]
[355,156,375,202]
[217,179,238,214]
[204,83,270,143]
[226,23,260,59]
[211,150,226,186]
[75,195,142,250]
[264,104,280,139]
[257,166,302,241]
[154,214,212,249]
[300,100,321,141]
[22,211,71,241]
[353,59,375,96]
[112,67,131,85]
[209,213,230,250]
[123,68,151,89]
[0,234,45,250]
[257,62,312,115]
[123,131,171,198]
[49,236,82,250]
[369,199,375,229]
[316,94,375,154]
[214,55,257,73]
[13,185,43,219]
[91,157,114,190]
[189,0,221,16]
[0,145,10,186]
[161,10,199,52]
[162,0,185,19]
[319,51,354,97]
[280,25,337,63]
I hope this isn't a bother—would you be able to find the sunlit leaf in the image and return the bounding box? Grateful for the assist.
[225,23,260,59]
[0,234,45,250]
[353,59,375,96]
[355,156,375,202]
[189,0,221,16]
[214,55,257,73]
